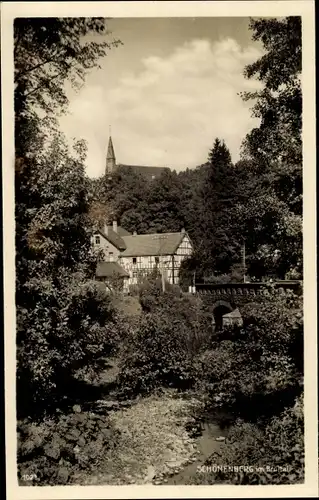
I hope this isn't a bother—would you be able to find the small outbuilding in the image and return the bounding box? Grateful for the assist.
[222,308,243,327]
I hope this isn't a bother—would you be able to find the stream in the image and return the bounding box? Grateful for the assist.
[166,412,232,485]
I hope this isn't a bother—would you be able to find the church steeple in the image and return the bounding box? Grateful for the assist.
[106,132,116,175]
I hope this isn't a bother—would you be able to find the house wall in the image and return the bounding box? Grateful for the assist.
[119,234,193,288]
[91,233,120,261]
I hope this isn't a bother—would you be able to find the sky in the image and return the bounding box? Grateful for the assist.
[59,17,264,178]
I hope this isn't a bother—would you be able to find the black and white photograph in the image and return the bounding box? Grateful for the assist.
[2,1,317,498]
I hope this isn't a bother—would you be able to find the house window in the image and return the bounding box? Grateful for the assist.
[109,252,114,262]
[133,257,137,265]
[132,270,138,278]
[95,235,100,245]
[155,256,159,264]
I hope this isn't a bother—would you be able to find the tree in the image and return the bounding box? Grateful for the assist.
[236,16,303,279]
[182,139,242,278]
[14,18,121,115]
[132,169,184,234]
[15,19,123,415]
[16,131,122,415]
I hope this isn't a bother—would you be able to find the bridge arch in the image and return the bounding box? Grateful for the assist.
[212,300,234,331]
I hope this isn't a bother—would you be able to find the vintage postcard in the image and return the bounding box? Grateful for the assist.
[2,1,317,499]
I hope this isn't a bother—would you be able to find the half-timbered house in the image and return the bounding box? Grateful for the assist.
[92,222,193,292]
[118,230,193,289]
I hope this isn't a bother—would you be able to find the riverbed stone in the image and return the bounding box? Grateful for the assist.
[215,436,226,442]
[57,466,69,483]
[77,436,86,447]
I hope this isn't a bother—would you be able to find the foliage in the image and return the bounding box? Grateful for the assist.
[14,17,121,119]
[15,19,123,416]
[118,278,212,398]
[18,407,120,485]
[188,395,304,485]
[196,289,303,413]
[17,275,122,414]
[118,313,196,397]
[15,121,124,417]
[236,16,302,278]
[123,169,185,234]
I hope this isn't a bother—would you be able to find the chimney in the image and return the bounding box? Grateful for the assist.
[181,228,185,234]
[113,220,118,233]
[104,222,108,236]
[133,231,137,236]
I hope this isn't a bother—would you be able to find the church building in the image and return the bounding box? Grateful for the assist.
[105,135,170,181]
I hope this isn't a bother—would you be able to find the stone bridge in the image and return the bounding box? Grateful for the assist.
[195,280,302,330]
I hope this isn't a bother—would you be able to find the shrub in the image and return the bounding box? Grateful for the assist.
[197,289,303,415]
[117,275,212,398]
[18,406,120,485]
[17,275,123,416]
[118,311,200,397]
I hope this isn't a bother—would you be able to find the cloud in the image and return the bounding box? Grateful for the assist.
[59,37,262,178]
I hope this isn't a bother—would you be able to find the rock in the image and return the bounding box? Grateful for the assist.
[120,401,131,408]
[89,413,99,420]
[163,478,168,483]
[77,436,86,447]
[74,413,87,424]
[153,480,162,485]
[101,427,113,439]
[97,401,119,411]
[215,436,226,442]
[57,467,69,484]
[44,442,60,460]
[65,428,81,441]
[73,404,82,413]
[145,465,155,482]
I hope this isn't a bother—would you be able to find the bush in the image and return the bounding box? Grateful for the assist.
[188,395,304,485]
[18,406,120,485]
[118,311,200,397]
[117,284,212,398]
[137,274,182,312]
[17,275,123,416]
[196,289,303,415]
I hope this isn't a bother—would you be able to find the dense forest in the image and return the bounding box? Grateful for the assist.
[15,16,304,487]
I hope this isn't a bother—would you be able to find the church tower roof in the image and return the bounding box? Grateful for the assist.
[106,135,116,175]
[107,136,115,161]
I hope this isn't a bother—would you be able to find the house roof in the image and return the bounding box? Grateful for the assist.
[223,308,242,319]
[96,261,129,278]
[97,225,131,251]
[118,164,169,180]
[120,231,189,257]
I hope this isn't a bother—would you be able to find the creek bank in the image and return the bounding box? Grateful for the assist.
[154,409,234,485]
[78,394,235,486]
[75,391,205,485]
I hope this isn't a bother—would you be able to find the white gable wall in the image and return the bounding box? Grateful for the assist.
[91,233,121,262]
